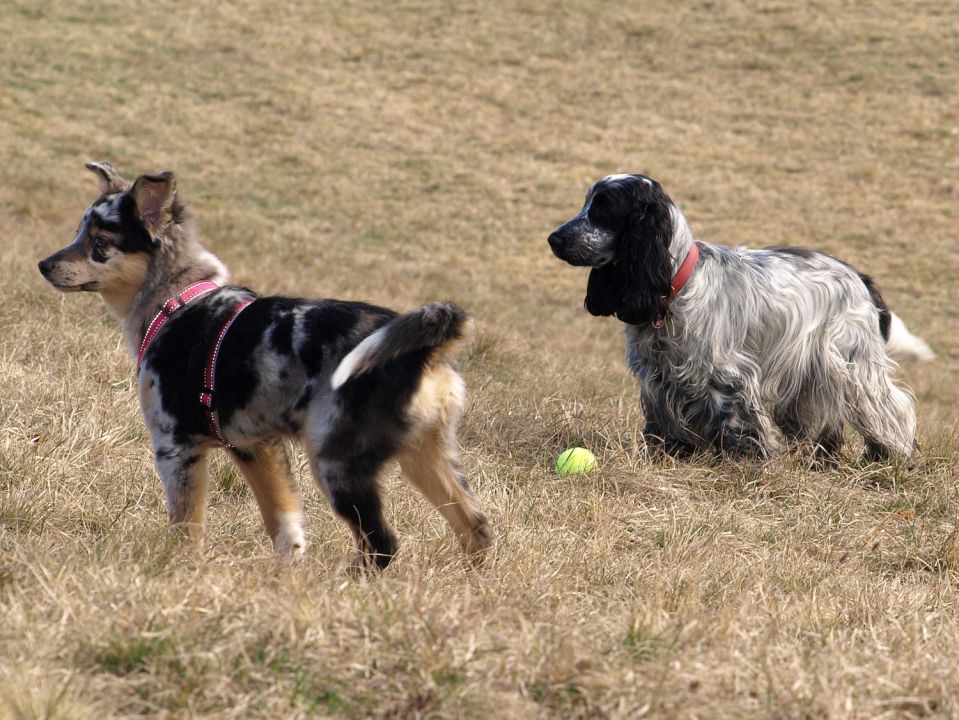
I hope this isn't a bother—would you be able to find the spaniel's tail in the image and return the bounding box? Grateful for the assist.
[331,302,471,390]
[886,312,935,362]
[859,272,934,362]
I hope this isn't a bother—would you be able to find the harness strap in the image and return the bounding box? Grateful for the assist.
[199,299,255,448]
[137,281,221,369]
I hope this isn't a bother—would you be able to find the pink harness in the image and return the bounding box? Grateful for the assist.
[136,281,255,448]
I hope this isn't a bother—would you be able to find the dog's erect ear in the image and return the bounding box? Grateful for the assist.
[85,161,126,194]
[130,171,177,234]
[614,195,674,325]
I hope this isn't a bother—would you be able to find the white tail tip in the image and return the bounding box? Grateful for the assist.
[330,327,387,390]
[887,312,935,362]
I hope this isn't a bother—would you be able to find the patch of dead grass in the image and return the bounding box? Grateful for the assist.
[2,0,959,717]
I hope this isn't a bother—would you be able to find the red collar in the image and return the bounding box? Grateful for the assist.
[136,281,220,369]
[669,241,699,302]
[653,242,699,329]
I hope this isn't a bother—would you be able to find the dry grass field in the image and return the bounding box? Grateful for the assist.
[2,0,958,717]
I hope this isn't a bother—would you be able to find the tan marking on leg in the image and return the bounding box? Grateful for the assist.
[398,425,491,561]
[229,442,305,557]
[405,362,465,431]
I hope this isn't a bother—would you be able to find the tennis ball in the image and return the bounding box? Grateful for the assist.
[555,447,597,476]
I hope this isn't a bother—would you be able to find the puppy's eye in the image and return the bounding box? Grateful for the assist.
[91,236,110,262]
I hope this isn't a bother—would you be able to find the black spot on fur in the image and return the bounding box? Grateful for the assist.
[269,312,295,356]
[114,194,157,253]
[231,447,255,463]
[859,272,891,340]
[297,301,395,375]
[155,446,180,461]
[281,410,301,433]
[294,383,315,411]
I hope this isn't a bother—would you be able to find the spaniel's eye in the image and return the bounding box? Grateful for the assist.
[94,237,107,251]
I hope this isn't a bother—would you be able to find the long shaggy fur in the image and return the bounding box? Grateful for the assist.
[549,173,931,463]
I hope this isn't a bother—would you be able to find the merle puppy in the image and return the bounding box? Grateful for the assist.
[548,173,932,463]
[38,162,491,569]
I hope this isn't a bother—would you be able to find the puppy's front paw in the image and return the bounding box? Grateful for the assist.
[274,513,307,559]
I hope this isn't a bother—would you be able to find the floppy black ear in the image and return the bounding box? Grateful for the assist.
[612,197,674,325]
[584,263,626,318]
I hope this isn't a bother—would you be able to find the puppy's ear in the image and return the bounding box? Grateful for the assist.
[85,161,126,194]
[130,171,177,234]
[615,196,674,325]
[584,264,626,318]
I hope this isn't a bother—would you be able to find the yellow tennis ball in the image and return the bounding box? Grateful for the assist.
[555,447,597,476]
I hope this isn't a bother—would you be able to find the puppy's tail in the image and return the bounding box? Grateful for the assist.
[331,302,471,390]
[886,312,935,362]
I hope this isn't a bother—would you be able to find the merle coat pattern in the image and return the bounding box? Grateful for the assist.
[548,173,933,463]
[38,162,491,569]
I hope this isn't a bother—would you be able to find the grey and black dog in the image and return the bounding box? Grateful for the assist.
[38,162,491,569]
[549,173,933,464]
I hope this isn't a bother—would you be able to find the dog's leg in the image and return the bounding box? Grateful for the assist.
[642,420,698,458]
[828,324,917,462]
[775,394,844,468]
[398,426,491,561]
[155,442,210,540]
[228,442,306,558]
[640,383,697,458]
[843,360,916,462]
[676,374,773,460]
[314,454,398,572]
[812,425,845,469]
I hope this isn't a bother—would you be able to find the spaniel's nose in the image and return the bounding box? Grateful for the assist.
[38,258,54,276]
[547,232,562,249]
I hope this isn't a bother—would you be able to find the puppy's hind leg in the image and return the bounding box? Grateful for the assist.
[155,442,211,541]
[314,454,398,572]
[229,441,306,558]
[398,425,492,562]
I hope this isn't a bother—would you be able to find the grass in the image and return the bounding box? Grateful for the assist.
[2,0,958,717]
